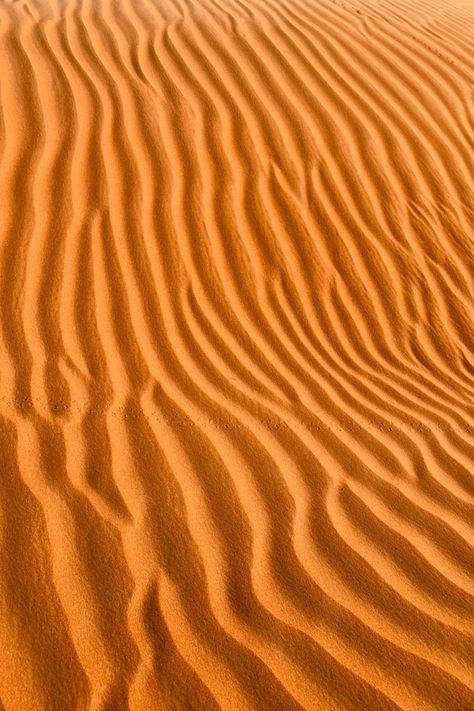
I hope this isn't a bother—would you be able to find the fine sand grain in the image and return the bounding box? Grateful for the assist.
[0,0,473,708]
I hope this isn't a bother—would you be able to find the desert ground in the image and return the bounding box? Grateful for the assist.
[0,0,473,708]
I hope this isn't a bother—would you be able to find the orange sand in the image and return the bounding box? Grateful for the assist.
[0,0,473,708]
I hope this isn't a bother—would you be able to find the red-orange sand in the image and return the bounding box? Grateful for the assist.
[0,0,473,708]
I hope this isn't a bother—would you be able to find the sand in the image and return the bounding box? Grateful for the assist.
[0,0,473,708]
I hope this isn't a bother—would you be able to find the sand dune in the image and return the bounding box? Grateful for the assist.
[0,0,473,708]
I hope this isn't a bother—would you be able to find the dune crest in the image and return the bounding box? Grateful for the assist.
[0,0,473,708]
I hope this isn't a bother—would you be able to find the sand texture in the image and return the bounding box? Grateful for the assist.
[0,0,473,708]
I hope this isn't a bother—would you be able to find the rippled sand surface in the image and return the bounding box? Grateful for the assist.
[0,0,473,708]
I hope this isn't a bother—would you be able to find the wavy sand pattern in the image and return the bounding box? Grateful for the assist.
[0,0,473,708]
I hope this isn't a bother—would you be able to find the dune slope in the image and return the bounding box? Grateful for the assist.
[0,0,473,708]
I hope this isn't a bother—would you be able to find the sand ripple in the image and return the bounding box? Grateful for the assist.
[0,0,473,708]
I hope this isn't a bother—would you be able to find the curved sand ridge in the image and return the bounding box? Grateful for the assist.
[0,0,473,708]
